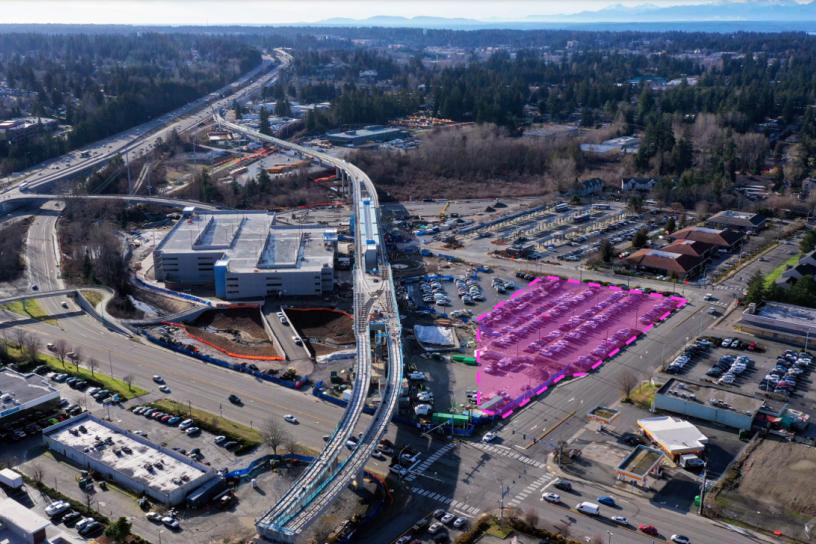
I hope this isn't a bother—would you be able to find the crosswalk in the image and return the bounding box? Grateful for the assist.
[507,472,555,507]
[471,443,547,469]
[404,443,456,482]
[410,486,481,516]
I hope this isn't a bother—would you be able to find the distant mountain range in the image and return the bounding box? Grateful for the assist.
[316,1,816,30]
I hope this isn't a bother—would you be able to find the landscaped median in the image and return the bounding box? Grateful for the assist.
[2,343,148,400]
[145,399,262,454]
[1,299,57,325]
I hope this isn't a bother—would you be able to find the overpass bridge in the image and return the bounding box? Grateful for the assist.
[0,192,219,212]
[216,116,404,542]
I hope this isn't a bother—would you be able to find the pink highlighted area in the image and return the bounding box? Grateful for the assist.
[475,276,685,415]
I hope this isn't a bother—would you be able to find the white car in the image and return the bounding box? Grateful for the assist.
[159,385,171,394]
[146,512,162,523]
[452,517,467,529]
[482,432,497,443]
[671,536,691,544]
[45,501,70,516]
[611,516,629,525]
[541,492,560,503]
[152,375,164,384]
[283,414,298,424]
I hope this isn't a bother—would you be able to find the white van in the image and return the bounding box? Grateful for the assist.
[576,502,600,516]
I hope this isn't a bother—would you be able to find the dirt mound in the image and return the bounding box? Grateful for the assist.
[287,308,355,346]
[190,308,268,339]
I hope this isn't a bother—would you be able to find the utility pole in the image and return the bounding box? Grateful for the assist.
[698,465,707,515]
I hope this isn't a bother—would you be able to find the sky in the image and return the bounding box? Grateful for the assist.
[0,0,722,25]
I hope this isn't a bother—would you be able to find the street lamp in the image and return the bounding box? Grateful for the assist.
[607,530,614,544]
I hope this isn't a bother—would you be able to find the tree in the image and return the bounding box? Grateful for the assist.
[745,270,767,305]
[801,229,816,254]
[54,339,68,367]
[259,106,271,135]
[104,517,132,543]
[618,370,638,401]
[284,434,299,455]
[123,374,134,391]
[87,358,99,377]
[72,346,82,371]
[30,463,43,485]
[598,238,615,263]
[23,335,41,364]
[262,419,287,455]
[275,98,292,117]
[632,227,649,249]
[14,328,28,350]
[666,216,677,234]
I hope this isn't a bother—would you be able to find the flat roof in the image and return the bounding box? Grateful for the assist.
[637,416,708,452]
[46,415,210,495]
[709,209,766,226]
[157,212,335,274]
[0,369,58,406]
[617,445,664,476]
[659,378,764,414]
[0,497,51,533]
[757,301,816,325]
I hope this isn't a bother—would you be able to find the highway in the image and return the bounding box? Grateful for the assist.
[215,116,404,542]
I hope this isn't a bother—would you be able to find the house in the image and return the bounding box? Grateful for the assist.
[621,177,656,192]
[580,136,640,155]
[573,177,604,197]
[637,416,708,461]
[777,250,816,286]
[668,226,744,250]
[660,239,716,259]
[624,248,704,279]
[706,210,767,233]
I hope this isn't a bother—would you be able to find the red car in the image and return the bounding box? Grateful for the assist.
[639,524,659,536]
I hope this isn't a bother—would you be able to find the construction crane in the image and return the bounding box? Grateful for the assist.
[439,201,450,221]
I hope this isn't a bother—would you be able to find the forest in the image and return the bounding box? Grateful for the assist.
[0,32,261,175]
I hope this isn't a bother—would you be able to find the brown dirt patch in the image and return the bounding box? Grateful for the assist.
[286,308,355,354]
[710,437,816,541]
[184,308,280,357]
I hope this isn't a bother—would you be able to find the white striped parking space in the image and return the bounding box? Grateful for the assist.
[507,472,554,507]
[472,443,546,469]
[404,442,456,482]
[411,486,480,516]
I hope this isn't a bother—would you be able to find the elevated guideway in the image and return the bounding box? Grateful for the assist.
[215,116,403,542]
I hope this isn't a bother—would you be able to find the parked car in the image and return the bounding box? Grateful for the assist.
[541,492,560,503]
[45,501,70,517]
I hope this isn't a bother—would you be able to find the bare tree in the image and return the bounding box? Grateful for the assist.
[30,464,44,485]
[23,335,41,364]
[87,358,99,377]
[123,374,134,392]
[72,346,82,371]
[618,370,638,402]
[14,328,28,350]
[54,339,68,367]
[261,419,287,455]
[523,509,539,528]
[284,434,299,455]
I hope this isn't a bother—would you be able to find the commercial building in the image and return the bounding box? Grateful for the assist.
[615,445,665,488]
[43,414,216,505]
[0,369,60,429]
[660,239,716,259]
[706,210,767,233]
[623,248,704,279]
[326,125,407,147]
[655,378,764,431]
[738,301,816,348]
[0,117,58,142]
[154,211,336,300]
[0,498,82,544]
[637,416,708,461]
[668,226,744,250]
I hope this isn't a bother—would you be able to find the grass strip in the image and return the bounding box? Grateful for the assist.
[1,298,58,325]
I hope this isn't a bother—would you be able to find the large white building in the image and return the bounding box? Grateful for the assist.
[43,414,215,505]
[154,211,336,300]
